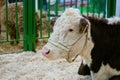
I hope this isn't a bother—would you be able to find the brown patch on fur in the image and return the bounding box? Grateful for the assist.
[109,75,120,80]
[82,15,108,24]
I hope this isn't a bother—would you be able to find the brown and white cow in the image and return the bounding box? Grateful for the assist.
[41,8,120,80]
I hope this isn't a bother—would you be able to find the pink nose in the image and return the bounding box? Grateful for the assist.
[41,48,50,56]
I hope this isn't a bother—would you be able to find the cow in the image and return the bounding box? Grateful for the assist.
[41,8,120,80]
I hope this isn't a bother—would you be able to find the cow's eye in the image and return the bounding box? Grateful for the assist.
[69,29,73,32]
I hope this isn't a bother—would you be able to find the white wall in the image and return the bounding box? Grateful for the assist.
[116,0,120,17]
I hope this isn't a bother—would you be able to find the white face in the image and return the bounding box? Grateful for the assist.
[41,8,90,62]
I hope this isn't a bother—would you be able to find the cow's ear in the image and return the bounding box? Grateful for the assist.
[79,18,89,33]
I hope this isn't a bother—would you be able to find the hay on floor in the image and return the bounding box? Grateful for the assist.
[0,51,91,80]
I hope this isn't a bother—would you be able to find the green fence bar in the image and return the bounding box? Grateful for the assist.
[47,0,51,38]
[63,0,65,10]
[86,0,89,16]
[39,0,43,38]
[23,0,36,51]
[107,0,116,17]
[80,0,83,13]
[103,0,107,18]
[5,0,9,42]
[70,0,72,7]
[55,0,58,16]
[15,1,19,42]
[75,0,78,8]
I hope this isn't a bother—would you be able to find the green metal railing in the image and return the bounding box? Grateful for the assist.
[5,0,9,42]
[107,0,116,17]
[0,0,21,43]
[0,0,116,52]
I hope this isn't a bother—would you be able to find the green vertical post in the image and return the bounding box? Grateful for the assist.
[55,0,58,16]
[107,0,116,17]
[75,0,78,8]
[103,0,107,18]
[5,0,9,41]
[92,0,95,16]
[15,1,19,42]
[47,0,51,38]
[70,0,72,7]
[48,0,50,16]
[80,0,83,14]
[63,0,65,10]
[87,0,89,16]
[23,0,36,51]
[39,0,43,38]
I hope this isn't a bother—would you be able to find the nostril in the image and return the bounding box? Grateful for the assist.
[41,48,50,56]
[46,50,50,54]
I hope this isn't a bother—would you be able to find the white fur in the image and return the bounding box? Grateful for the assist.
[42,8,120,80]
[93,64,120,80]
[107,17,120,24]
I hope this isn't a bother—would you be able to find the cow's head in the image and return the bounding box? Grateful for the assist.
[41,8,92,62]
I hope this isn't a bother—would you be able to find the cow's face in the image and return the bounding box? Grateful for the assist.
[41,8,90,62]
